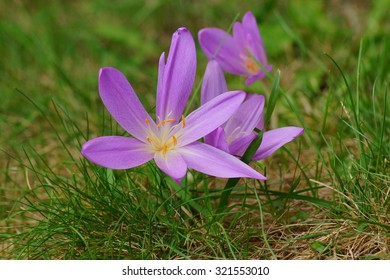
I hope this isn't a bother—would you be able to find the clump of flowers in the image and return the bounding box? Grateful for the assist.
[81,12,304,210]
[81,28,265,184]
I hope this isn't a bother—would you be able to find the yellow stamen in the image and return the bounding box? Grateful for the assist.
[161,145,168,156]
[144,115,184,156]
[246,59,260,74]
[181,115,186,128]
[157,118,176,127]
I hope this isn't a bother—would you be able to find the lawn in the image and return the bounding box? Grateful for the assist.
[0,0,389,259]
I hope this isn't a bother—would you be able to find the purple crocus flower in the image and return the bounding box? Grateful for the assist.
[198,11,272,85]
[81,28,266,182]
[201,59,304,160]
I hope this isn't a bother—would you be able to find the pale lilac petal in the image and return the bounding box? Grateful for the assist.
[224,94,265,139]
[204,127,230,153]
[157,27,196,122]
[201,59,228,105]
[198,28,246,75]
[232,22,247,56]
[228,133,256,156]
[98,67,155,142]
[81,136,153,169]
[241,11,267,64]
[245,64,273,85]
[253,127,304,160]
[233,18,262,74]
[156,52,165,109]
[180,142,266,180]
[256,105,266,131]
[178,91,246,146]
[242,12,267,65]
[154,151,187,181]
[232,12,271,84]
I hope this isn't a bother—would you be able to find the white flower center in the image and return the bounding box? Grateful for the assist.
[144,115,186,156]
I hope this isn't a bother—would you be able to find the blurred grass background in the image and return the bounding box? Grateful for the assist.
[1,0,389,259]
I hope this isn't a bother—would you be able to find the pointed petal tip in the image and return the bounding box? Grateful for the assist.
[175,27,190,36]
[256,174,267,181]
[226,171,267,181]
[81,140,94,156]
[286,126,305,137]
[177,26,188,32]
[197,28,207,37]
[173,177,183,185]
[158,50,166,64]
[99,66,115,75]
[231,90,247,100]
[243,11,255,20]
[80,146,87,158]
[98,67,106,79]
[99,67,125,83]
[245,71,267,85]
[253,126,305,161]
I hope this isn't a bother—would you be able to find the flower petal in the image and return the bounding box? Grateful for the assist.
[154,151,187,181]
[201,59,228,105]
[204,127,230,153]
[228,133,256,156]
[180,142,266,180]
[178,90,246,146]
[81,136,153,169]
[156,27,196,122]
[232,12,271,84]
[232,21,248,57]
[156,52,165,106]
[241,11,268,64]
[253,127,304,160]
[245,64,273,85]
[224,94,265,140]
[198,28,246,75]
[98,67,155,142]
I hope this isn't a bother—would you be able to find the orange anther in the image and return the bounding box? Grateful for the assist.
[181,115,186,128]
[156,118,176,127]
[161,145,167,156]
[245,59,260,74]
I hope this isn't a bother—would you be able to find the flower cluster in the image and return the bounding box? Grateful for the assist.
[81,12,303,184]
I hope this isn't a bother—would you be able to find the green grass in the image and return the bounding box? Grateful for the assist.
[1,0,389,259]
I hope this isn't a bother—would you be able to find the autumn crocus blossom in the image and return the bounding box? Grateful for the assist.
[81,28,266,182]
[198,11,272,85]
[201,59,304,160]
